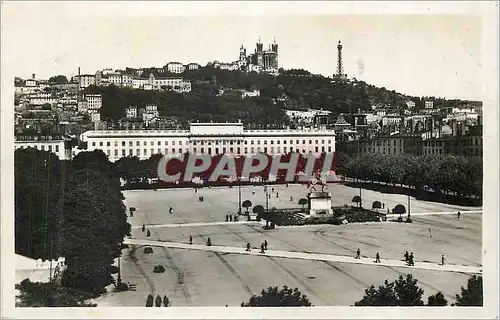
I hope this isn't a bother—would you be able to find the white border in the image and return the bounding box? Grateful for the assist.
[1,1,498,319]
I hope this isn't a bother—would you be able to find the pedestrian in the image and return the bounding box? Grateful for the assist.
[234,215,238,222]
[290,196,293,201]
[276,192,279,198]
[195,188,198,193]
[404,251,409,262]
[169,207,173,214]
[189,235,193,245]
[441,254,445,265]
[229,215,233,222]
[355,248,361,259]
[409,252,414,266]
[457,211,461,219]
[375,252,380,263]
[264,240,268,250]
[206,237,212,246]
[382,203,385,209]
[428,228,432,238]
[142,224,146,232]
[246,243,251,252]
[130,211,134,217]
[272,187,274,193]
[146,229,151,237]
[252,190,255,195]
[260,243,265,254]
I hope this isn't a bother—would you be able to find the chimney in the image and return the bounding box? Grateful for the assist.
[32,74,35,79]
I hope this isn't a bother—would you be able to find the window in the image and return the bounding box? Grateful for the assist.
[92,142,96,147]
[99,142,103,147]
[144,149,148,155]
[328,140,331,144]
[208,148,212,154]
[48,145,52,151]
[270,140,274,145]
[158,141,161,146]
[114,141,118,147]
[322,140,325,144]
[129,141,133,146]
[215,148,219,154]
[251,147,254,153]
[55,145,59,152]
[151,148,154,154]
[283,140,286,144]
[291,140,294,144]
[165,141,168,145]
[114,150,118,156]
[129,149,133,155]
[107,142,111,147]
[264,147,268,153]
[302,140,306,144]
[136,141,140,146]
[106,150,110,156]
[244,147,248,153]
[201,148,205,154]
[315,140,318,144]
[122,150,126,156]
[230,147,234,153]
[150,141,154,146]
[315,146,319,152]
[173,141,176,145]
[237,147,241,154]
[164,148,168,154]
[41,145,45,151]
[122,141,126,146]
[172,148,175,153]
[180,141,183,145]
[137,149,140,155]
[223,148,226,153]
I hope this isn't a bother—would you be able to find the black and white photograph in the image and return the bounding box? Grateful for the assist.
[1,1,498,319]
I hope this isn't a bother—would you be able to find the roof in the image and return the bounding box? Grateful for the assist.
[334,114,351,126]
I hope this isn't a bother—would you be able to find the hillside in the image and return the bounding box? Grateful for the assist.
[84,67,480,127]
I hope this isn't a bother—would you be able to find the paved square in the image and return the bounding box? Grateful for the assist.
[95,184,482,306]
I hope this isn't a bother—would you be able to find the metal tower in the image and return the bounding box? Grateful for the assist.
[336,40,344,77]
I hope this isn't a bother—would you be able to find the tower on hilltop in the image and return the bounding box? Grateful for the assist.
[256,36,263,53]
[336,40,345,78]
[271,36,278,53]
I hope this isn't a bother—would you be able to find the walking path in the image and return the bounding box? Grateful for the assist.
[131,210,482,230]
[131,220,255,230]
[123,238,482,274]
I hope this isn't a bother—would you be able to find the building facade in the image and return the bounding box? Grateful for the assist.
[14,135,72,160]
[165,62,186,74]
[80,123,336,162]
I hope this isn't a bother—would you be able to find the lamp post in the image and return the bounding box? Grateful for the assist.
[407,194,411,220]
[238,181,242,215]
[117,244,122,285]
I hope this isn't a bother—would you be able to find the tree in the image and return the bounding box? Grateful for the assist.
[355,274,424,306]
[455,275,483,306]
[242,200,252,214]
[393,204,406,219]
[146,294,154,307]
[48,75,68,84]
[427,292,448,306]
[352,195,362,208]
[15,279,96,307]
[241,286,312,307]
[371,200,382,209]
[298,198,308,211]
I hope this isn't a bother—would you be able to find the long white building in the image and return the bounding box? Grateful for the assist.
[14,135,72,160]
[80,123,336,162]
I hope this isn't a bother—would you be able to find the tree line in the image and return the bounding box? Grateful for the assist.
[15,148,131,305]
[239,274,482,307]
[336,152,482,199]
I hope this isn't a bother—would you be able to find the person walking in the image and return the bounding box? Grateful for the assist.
[272,187,275,193]
[189,235,193,245]
[264,240,268,250]
[229,215,233,222]
[142,224,146,232]
[375,252,381,263]
[355,248,361,259]
[290,196,293,201]
[428,228,432,238]
[409,252,414,266]
[146,229,151,237]
[206,237,212,246]
[246,243,251,252]
[260,243,265,254]
[169,207,173,214]
[225,214,229,222]
[276,192,279,198]
[404,251,409,262]
[441,254,445,265]
[457,211,461,219]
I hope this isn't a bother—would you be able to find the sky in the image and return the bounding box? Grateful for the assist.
[0,2,488,100]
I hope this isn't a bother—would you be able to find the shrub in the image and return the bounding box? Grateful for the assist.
[146,294,154,307]
[143,247,154,254]
[153,265,166,273]
[116,282,129,292]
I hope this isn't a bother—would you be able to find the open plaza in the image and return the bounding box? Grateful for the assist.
[94,183,482,307]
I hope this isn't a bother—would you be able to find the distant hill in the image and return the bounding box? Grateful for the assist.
[84,66,482,126]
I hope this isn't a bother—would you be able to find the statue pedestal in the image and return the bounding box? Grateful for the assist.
[307,192,333,216]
